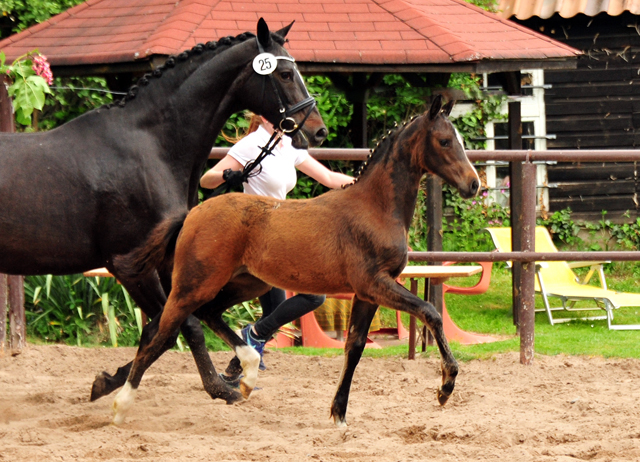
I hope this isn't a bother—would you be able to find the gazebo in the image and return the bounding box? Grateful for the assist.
[0,0,581,146]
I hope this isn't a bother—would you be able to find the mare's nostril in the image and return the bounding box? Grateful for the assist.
[315,127,328,142]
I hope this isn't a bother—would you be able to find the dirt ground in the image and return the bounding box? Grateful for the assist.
[1,344,640,462]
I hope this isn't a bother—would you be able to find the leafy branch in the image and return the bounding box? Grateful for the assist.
[0,49,53,126]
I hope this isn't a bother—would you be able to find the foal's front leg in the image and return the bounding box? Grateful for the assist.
[360,276,458,406]
[330,297,379,427]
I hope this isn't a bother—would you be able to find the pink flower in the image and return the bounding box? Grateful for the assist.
[32,54,53,85]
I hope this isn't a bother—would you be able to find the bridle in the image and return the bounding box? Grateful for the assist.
[255,37,317,139]
[208,38,317,197]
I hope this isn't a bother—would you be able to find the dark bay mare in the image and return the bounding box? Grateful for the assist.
[109,95,480,426]
[0,19,326,404]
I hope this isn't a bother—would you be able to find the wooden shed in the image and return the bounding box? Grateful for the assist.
[499,1,640,221]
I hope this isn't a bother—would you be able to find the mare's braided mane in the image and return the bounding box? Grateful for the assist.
[103,32,286,109]
[342,113,423,189]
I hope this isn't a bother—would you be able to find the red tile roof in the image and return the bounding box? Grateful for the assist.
[0,0,580,67]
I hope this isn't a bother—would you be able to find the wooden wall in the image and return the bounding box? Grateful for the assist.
[514,12,640,222]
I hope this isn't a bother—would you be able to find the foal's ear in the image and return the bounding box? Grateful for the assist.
[428,94,443,120]
[257,18,272,48]
[442,99,455,117]
[275,21,294,39]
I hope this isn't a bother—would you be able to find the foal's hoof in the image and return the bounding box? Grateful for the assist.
[333,416,348,428]
[437,387,452,406]
[90,371,114,402]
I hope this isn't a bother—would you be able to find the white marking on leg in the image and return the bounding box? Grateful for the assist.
[112,381,137,425]
[236,345,260,398]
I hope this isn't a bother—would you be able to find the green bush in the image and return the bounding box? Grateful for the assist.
[24,273,141,347]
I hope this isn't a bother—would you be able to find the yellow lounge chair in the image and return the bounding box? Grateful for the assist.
[486,226,640,330]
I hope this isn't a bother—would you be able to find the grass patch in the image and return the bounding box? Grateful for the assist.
[275,265,640,362]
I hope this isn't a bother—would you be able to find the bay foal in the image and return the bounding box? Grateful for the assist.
[112,95,479,426]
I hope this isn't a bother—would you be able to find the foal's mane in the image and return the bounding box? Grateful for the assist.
[344,113,423,188]
[103,32,286,110]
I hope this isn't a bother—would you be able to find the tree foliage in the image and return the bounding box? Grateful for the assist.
[0,0,86,34]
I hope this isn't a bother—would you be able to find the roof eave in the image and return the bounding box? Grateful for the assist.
[49,53,578,78]
[297,57,578,74]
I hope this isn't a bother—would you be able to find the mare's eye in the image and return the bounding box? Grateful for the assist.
[439,139,451,148]
[280,71,293,81]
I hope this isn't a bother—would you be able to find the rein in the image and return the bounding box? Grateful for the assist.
[209,38,316,198]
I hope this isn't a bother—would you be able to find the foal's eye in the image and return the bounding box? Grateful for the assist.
[439,139,451,148]
[280,71,293,81]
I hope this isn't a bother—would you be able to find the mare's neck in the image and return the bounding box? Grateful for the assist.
[155,41,257,207]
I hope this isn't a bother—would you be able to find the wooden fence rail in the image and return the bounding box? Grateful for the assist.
[3,144,639,358]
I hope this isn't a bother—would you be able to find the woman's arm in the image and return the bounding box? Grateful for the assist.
[200,155,244,189]
[296,156,354,189]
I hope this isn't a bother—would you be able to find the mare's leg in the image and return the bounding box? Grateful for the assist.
[359,276,458,406]
[330,297,378,427]
[196,274,272,398]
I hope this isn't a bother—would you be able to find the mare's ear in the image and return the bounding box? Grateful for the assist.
[428,94,443,120]
[442,99,455,117]
[275,21,294,39]
[257,18,272,48]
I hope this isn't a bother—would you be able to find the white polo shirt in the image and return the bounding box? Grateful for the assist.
[228,125,309,200]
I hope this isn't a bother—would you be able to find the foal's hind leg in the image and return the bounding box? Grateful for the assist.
[90,272,166,401]
[359,276,458,406]
[112,294,200,425]
[91,271,241,405]
[330,297,379,427]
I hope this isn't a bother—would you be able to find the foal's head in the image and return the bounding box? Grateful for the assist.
[242,19,327,149]
[414,95,479,199]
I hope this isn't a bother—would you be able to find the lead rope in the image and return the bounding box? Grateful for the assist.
[207,129,283,198]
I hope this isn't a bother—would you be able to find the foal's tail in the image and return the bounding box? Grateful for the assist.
[113,211,188,279]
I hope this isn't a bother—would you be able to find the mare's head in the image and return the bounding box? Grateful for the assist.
[241,19,327,149]
[414,95,479,199]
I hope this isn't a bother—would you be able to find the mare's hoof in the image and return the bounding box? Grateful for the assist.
[90,371,113,402]
[225,390,244,405]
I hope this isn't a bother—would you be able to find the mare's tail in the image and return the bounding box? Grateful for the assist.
[113,211,187,279]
